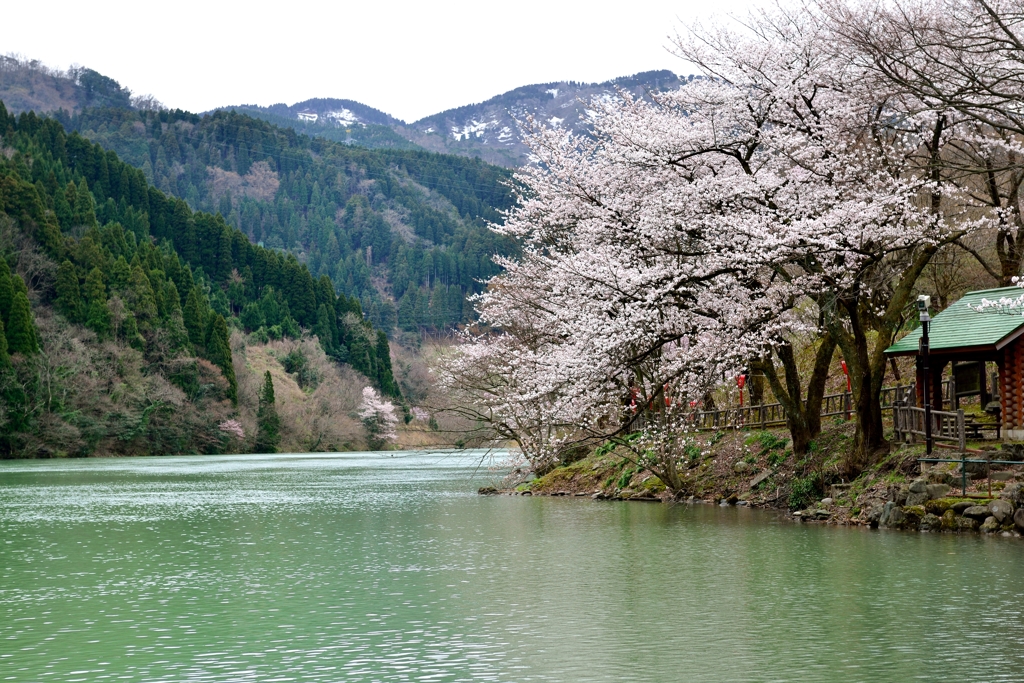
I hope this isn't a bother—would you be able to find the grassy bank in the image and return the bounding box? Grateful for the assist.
[505,421,1024,535]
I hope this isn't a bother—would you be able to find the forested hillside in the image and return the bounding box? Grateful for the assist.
[0,103,402,457]
[55,106,516,337]
[0,55,146,115]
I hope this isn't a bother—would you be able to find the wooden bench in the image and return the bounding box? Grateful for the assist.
[963,415,1001,440]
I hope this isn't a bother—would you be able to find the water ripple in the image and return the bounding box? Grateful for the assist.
[2,452,1024,682]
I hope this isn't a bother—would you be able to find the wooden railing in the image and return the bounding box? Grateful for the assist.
[892,404,966,452]
[625,380,949,434]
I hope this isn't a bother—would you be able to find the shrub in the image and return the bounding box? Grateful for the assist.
[757,431,788,452]
[282,347,320,389]
[767,449,789,468]
[618,466,636,489]
[788,473,820,510]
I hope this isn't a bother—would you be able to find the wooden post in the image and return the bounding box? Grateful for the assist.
[957,409,966,453]
[988,449,992,499]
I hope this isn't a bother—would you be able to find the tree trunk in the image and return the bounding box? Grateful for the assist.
[749,372,765,406]
[833,309,891,475]
[757,333,836,456]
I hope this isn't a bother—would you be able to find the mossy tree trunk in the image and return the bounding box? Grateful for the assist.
[756,334,836,456]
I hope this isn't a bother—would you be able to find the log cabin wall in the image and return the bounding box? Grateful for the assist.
[1001,337,1024,439]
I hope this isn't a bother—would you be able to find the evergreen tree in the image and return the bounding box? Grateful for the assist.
[182,287,206,348]
[64,181,78,220]
[127,264,158,323]
[314,304,335,353]
[121,311,144,350]
[109,255,131,291]
[0,317,10,369]
[55,260,84,323]
[163,280,182,317]
[397,289,416,332]
[413,287,429,328]
[375,330,400,398]
[84,267,110,338]
[158,279,189,350]
[254,371,280,453]
[74,178,98,227]
[7,288,37,354]
[204,314,237,404]
[54,187,73,230]
[0,259,13,328]
[240,302,264,331]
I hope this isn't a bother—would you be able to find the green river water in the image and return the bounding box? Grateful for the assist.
[2,451,1024,682]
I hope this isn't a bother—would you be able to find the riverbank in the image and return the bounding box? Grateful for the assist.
[495,422,1024,537]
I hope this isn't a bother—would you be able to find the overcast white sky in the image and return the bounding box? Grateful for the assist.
[2,0,751,123]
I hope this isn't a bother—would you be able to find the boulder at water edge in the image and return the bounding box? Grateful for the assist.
[981,516,1001,533]
[941,510,958,531]
[989,499,1014,524]
[920,513,942,531]
[963,505,991,521]
[1014,507,1024,531]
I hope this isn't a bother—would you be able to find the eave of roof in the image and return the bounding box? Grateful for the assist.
[885,286,1024,356]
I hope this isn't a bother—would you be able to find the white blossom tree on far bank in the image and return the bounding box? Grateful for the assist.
[358,386,398,451]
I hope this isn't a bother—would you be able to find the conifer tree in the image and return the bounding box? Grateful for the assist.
[127,264,158,323]
[375,331,399,398]
[0,317,10,369]
[121,311,144,350]
[84,267,110,338]
[74,178,98,228]
[7,287,37,354]
[240,302,264,331]
[158,279,189,350]
[182,287,206,348]
[0,259,13,328]
[109,256,131,291]
[54,187,73,230]
[254,371,280,453]
[314,304,335,353]
[55,260,84,323]
[163,280,182,317]
[204,314,236,404]
[64,181,78,219]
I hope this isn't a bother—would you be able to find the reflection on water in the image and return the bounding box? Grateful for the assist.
[2,451,1024,682]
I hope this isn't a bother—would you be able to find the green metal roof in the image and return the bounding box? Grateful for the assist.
[885,286,1024,356]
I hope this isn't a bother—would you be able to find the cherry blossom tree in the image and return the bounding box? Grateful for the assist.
[826,0,1024,285]
[358,386,398,450]
[443,3,989,479]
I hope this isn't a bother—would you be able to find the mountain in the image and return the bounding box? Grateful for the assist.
[402,70,687,166]
[0,54,147,114]
[244,97,401,127]
[214,71,688,166]
[220,99,420,151]
[0,104,402,457]
[52,105,515,339]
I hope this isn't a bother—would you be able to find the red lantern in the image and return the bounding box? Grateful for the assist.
[737,374,746,407]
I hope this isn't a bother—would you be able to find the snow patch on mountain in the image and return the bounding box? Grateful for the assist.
[325,108,361,126]
[451,119,501,141]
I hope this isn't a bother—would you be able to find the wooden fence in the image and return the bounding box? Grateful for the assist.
[892,404,966,451]
[626,381,948,434]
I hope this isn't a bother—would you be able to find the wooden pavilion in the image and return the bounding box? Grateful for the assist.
[885,286,1024,441]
